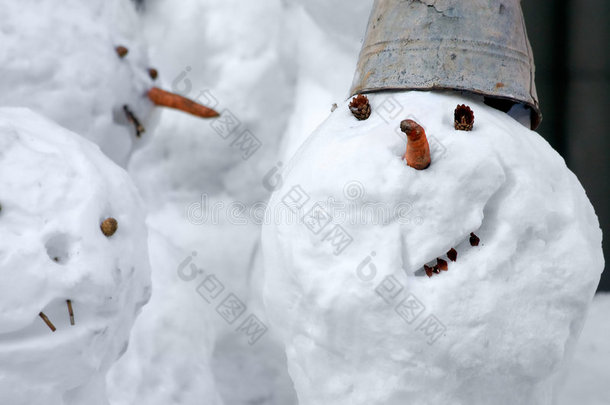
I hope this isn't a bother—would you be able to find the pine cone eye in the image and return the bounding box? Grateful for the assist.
[349,94,372,121]
[454,104,474,131]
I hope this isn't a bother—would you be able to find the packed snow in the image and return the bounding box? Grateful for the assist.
[0,0,157,167]
[261,91,604,405]
[558,293,610,405]
[108,1,299,403]
[0,108,151,405]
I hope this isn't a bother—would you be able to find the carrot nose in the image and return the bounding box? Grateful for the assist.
[400,119,431,170]
[147,87,220,119]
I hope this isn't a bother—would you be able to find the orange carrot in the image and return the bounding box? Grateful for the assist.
[400,119,431,170]
[147,87,220,119]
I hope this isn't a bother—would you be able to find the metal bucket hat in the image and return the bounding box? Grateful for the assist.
[350,0,542,129]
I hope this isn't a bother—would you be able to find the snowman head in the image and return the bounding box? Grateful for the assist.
[0,108,151,403]
[0,0,218,168]
[262,90,603,405]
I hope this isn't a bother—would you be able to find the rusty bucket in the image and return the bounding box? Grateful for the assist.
[350,0,542,129]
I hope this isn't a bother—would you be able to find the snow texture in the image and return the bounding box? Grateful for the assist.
[262,90,604,405]
[558,293,610,405]
[0,0,157,167]
[106,0,376,400]
[278,0,375,160]
[0,108,151,405]
[108,1,300,403]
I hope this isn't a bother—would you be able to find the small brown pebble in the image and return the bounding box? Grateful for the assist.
[115,46,129,58]
[470,232,480,246]
[454,104,474,131]
[436,258,448,271]
[101,218,118,237]
[349,94,372,120]
[424,264,434,278]
[447,248,458,262]
[148,68,158,80]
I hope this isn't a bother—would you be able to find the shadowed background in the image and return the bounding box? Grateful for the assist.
[522,1,609,291]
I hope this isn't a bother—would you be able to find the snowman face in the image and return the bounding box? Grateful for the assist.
[0,0,157,167]
[262,91,603,404]
[0,109,151,397]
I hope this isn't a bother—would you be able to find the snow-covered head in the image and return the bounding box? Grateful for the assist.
[0,108,151,404]
[262,92,603,404]
[0,0,156,167]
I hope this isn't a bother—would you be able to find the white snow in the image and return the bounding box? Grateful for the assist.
[107,1,299,403]
[278,0,375,159]
[0,108,151,405]
[261,90,604,405]
[0,0,157,167]
[558,293,610,405]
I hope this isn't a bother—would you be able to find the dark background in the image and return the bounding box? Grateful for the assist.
[522,1,609,291]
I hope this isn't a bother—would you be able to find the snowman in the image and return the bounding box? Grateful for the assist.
[262,1,604,404]
[0,108,151,405]
[0,0,218,168]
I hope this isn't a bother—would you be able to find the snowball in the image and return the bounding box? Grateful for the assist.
[262,91,604,405]
[0,108,151,404]
[0,0,157,167]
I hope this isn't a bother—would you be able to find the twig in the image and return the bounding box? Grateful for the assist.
[39,312,56,332]
[123,105,145,137]
[67,300,74,325]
